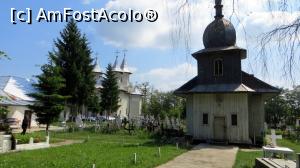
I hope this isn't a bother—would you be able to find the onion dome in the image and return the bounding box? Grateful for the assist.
[203,0,236,48]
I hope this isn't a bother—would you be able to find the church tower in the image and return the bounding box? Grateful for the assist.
[195,0,246,85]
[112,50,132,91]
[93,57,104,89]
[175,0,279,144]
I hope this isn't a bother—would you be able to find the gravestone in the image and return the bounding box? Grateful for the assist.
[0,134,12,153]
[76,115,83,128]
[29,137,34,144]
[270,129,282,147]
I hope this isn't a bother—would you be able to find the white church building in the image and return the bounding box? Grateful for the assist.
[0,76,38,128]
[93,54,142,120]
[0,53,142,129]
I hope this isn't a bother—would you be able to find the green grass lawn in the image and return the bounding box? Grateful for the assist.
[0,130,187,168]
[233,150,262,168]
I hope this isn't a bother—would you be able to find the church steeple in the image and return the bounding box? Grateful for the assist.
[112,50,120,71]
[93,56,102,74]
[120,49,131,73]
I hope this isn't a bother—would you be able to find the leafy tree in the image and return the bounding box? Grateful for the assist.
[137,82,152,117]
[265,91,289,128]
[51,20,95,116]
[29,57,68,132]
[0,51,10,60]
[87,92,101,115]
[100,64,120,118]
[285,86,300,125]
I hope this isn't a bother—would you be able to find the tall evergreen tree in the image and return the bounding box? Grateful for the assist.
[51,20,95,115]
[29,56,68,132]
[100,64,120,118]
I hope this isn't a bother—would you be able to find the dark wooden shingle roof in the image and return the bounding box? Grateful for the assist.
[174,71,280,94]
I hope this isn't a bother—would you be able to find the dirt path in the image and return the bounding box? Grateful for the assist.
[156,144,238,168]
[50,139,84,147]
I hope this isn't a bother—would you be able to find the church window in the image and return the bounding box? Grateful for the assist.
[231,114,237,126]
[203,113,208,125]
[214,59,223,76]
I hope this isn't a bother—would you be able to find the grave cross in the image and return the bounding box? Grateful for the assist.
[270,129,282,147]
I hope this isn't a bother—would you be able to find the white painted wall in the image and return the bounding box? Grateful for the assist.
[6,106,38,127]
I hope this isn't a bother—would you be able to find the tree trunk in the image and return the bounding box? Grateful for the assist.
[46,123,49,133]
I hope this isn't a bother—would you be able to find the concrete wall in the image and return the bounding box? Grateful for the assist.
[6,105,38,127]
[118,91,129,119]
[187,93,251,143]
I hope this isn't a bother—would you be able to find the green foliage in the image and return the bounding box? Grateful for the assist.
[100,64,120,116]
[0,97,9,119]
[137,82,152,116]
[14,133,47,144]
[0,51,10,60]
[265,90,288,128]
[29,60,68,132]
[0,97,10,133]
[51,20,96,113]
[87,92,101,114]
[265,86,300,128]
[147,91,185,126]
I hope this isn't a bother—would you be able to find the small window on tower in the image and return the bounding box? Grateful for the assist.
[203,113,208,125]
[214,59,223,76]
[231,114,237,126]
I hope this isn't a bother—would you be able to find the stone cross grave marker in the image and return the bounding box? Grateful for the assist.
[271,129,282,147]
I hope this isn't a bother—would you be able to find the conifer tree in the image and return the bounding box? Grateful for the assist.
[51,20,95,115]
[29,56,68,132]
[100,64,120,118]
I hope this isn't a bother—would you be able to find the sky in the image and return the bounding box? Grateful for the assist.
[0,0,299,91]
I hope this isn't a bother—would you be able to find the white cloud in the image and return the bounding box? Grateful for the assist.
[128,66,137,73]
[92,0,282,49]
[135,62,197,91]
[92,0,300,50]
[82,0,97,5]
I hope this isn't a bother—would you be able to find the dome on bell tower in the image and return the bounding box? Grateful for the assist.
[203,0,236,48]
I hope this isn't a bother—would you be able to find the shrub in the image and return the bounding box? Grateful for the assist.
[14,133,47,144]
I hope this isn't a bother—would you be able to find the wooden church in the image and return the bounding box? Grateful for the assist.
[175,0,280,144]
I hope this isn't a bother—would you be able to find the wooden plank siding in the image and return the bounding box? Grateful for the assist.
[187,93,252,144]
[248,94,265,142]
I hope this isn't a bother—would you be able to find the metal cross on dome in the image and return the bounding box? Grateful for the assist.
[115,50,120,57]
[123,49,128,56]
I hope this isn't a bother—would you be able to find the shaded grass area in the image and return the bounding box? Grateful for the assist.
[1,130,187,168]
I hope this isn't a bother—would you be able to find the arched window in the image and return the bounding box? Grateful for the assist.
[214,59,223,76]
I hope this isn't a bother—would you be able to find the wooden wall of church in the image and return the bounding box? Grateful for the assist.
[187,93,251,143]
[248,94,265,141]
